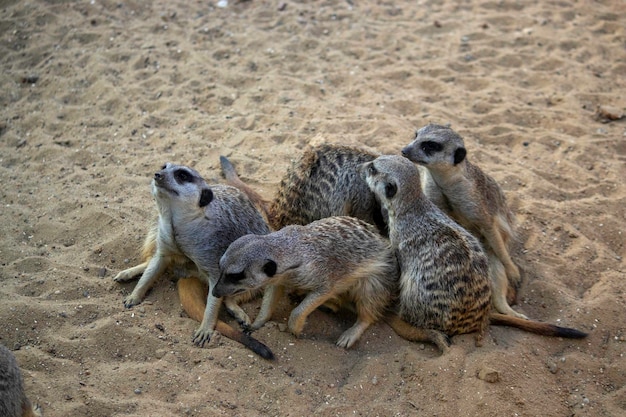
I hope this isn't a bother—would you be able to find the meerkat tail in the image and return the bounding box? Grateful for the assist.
[219,156,271,220]
[177,277,208,322]
[490,313,588,339]
[384,314,451,353]
[176,278,275,360]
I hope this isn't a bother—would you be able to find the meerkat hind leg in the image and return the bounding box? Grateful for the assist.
[488,252,528,319]
[336,310,375,349]
[113,261,149,282]
[288,291,332,338]
[385,314,451,354]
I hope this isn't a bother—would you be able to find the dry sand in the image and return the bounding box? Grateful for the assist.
[1,0,625,416]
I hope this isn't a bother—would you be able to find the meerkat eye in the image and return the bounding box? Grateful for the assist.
[174,169,193,183]
[262,260,277,277]
[420,141,443,155]
[161,164,167,170]
[368,164,378,175]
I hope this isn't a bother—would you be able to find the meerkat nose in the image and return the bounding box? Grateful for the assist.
[400,147,409,157]
[154,172,162,180]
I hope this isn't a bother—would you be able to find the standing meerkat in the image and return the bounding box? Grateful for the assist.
[402,124,525,319]
[360,155,587,352]
[0,344,42,417]
[212,216,398,348]
[221,144,387,233]
[113,163,274,360]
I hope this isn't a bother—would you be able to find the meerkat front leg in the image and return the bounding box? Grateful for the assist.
[251,285,285,331]
[121,255,169,308]
[223,295,252,328]
[483,223,520,283]
[288,291,330,338]
[192,290,223,347]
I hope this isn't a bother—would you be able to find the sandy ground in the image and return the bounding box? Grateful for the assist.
[1,0,625,416]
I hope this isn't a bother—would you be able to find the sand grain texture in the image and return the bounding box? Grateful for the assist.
[1,1,625,416]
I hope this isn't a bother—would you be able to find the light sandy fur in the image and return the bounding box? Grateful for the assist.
[113,163,274,359]
[0,344,42,417]
[213,216,398,349]
[402,123,525,319]
[361,155,588,353]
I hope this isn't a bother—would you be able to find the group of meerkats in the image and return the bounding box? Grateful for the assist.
[0,124,589,417]
[111,123,587,360]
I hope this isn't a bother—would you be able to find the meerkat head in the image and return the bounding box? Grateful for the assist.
[152,163,214,210]
[401,124,467,170]
[360,155,422,210]
[213,234,283,298]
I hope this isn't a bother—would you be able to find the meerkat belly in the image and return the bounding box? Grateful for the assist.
[396,234,491,335]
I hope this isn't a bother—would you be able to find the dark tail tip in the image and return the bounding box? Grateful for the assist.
[555,326,588,339]
[243,334,275,360]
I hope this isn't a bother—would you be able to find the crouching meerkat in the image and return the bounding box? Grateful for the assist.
[402,124,525,319]
[113,163,274,360]
[221,144,387,233]
[213,216,399,349]
[0,344,42,417]
[360,155,587,353]
[177,146,387,332]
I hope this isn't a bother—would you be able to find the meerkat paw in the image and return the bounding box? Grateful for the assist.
[32,403,43,417]
[287,316,304,338]
[113,264,146,282]
[123,294,143,308]
[192,326,214,347]
[114,270,135,282]
[336,320,370,349]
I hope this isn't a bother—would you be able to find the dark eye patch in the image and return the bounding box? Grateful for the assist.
[420,141,443,155]
[174,169,193,184]
[225,271,246,283]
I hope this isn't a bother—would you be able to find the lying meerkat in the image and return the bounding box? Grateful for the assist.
[213,216,398,349]
[0,344,42,417]
[402,124,525,319]
[113,163,274,360]
[361,155,587,353]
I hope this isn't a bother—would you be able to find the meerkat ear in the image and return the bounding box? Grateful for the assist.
[453,147,467,165]
[262,260,277,277]
[385,182,397,199]
[199,188,213,207]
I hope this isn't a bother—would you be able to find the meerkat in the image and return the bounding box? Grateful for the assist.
[0,344,42,417]
[113,163,274,360]
[212,216,398,348]
[177,146,388,330]
[221,144,387,233]
[360,155,587,353]
[401,124,525,319]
